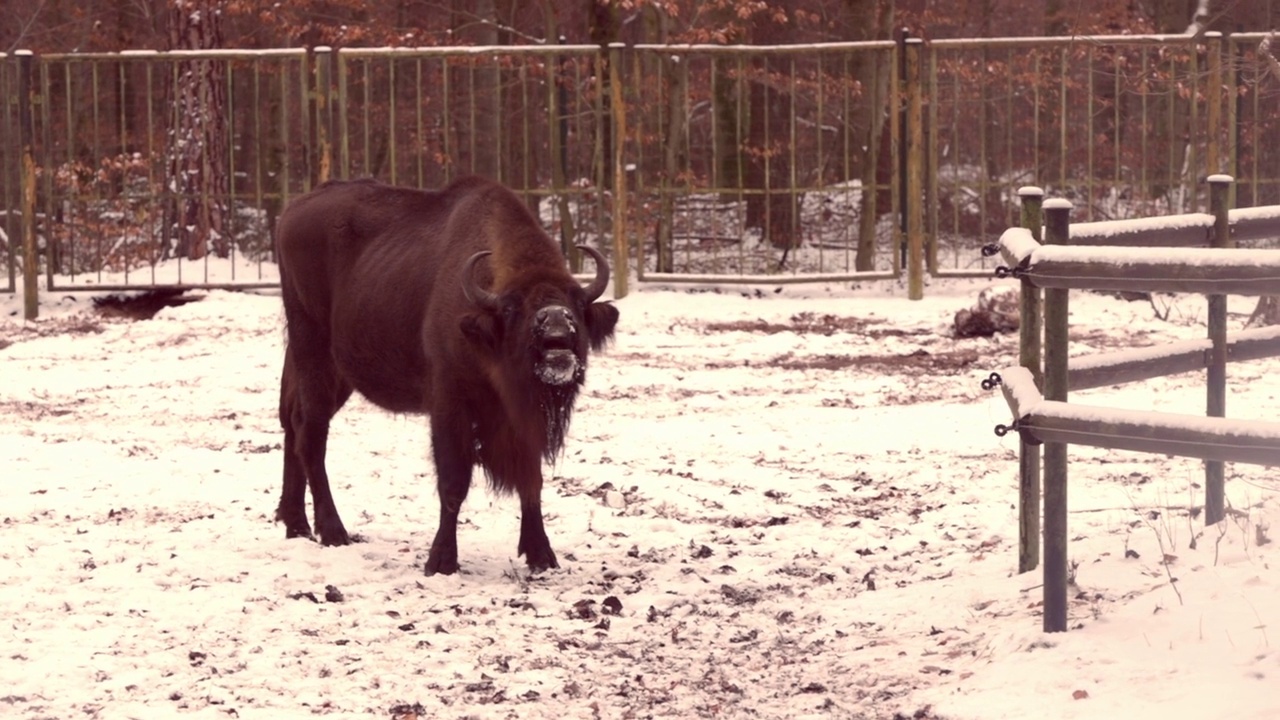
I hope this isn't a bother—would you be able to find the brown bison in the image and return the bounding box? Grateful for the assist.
[274,176,619,575]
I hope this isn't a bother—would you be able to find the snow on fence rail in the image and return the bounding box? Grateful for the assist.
[984,175,1280,633]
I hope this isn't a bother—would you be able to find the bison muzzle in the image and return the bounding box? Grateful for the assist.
[274,176,619,576]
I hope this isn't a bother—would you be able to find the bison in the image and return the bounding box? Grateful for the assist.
[274,176,619,575]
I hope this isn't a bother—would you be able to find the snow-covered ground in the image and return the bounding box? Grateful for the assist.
[2,274,1278,719]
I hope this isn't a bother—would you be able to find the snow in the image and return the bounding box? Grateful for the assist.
[2,271,1279,719]
[1033,245,1280,269]
[1069,212,1213,245]
[1233,205,1280,223]
[996,226,1039,266]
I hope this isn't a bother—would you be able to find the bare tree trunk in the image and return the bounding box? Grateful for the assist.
[473,0,500,179]
[848,0,894,271]
[649,6,687,274]
[713,56,746,202]
[588,0,620,191]
[543,0,578,270]
[166,0,229,261]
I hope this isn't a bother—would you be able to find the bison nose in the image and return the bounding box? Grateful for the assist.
[535,306,576,344]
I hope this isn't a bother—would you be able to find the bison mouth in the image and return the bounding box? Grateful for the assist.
[536,348,582,386]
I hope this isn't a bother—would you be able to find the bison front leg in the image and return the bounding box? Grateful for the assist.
[424,415,474,576]
[517,474,558,573]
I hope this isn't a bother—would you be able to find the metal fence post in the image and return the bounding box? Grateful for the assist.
[17,50,38,320]
[1017,186,1044,574]
[1205,174,1233,525]
[1042,197,1073,633]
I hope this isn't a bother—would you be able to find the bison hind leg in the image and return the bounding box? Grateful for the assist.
[278,343,356,547]
[277,458,314,540]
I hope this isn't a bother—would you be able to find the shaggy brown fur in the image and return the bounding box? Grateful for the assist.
[274,176,618,575]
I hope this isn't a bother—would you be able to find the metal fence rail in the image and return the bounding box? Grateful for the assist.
[25,48,309,292]
[990,176,1280,633]
[4,33,1280,314]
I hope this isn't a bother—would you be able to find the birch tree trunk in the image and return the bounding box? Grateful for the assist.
[166,0,229,261]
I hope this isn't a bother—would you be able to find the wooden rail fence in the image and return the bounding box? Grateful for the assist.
[987,175,1280,632]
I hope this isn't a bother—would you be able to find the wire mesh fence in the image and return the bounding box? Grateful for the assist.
[3,32,1280,302]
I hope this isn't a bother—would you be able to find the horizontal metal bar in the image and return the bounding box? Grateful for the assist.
[1068,214,1213,247]
[1021,257,1280,295]
[997,365,1280,466]
[931,34,1205,50]
[338,45,601,57]
[1232,208,1280,243]
[40,49,307,61]
[1021,405,1280,467]
[633,41,897,54]
[931,268,999,279]
[1068,325,1280,391]
[45,282,281,293]
[638,271,898,285]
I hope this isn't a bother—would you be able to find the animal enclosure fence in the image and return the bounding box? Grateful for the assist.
[5,32,1280,317]
[986,175,1280,633]
[1,52,18,296]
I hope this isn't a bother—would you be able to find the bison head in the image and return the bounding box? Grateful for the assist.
[459,245,618,458]
[460,244,617,382]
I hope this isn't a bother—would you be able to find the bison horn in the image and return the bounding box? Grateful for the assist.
[577,245,610,302]
[462,251,501,311]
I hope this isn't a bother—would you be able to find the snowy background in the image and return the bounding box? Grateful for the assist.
[2,273,1278,719]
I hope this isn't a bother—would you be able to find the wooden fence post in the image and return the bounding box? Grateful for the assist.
[1017,186,1044,574]
[905,37,924,300]
[1205,32,1223,178]
[609,43,629,300]
[17,49,38,321]
[1042,197,1073,633]
[314,46,333,185]
[1205,174,1233,525]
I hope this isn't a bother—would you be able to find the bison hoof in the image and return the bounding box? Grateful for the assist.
[424,555,459,576]
[283,524,314,541]
[277,508,314,540]
[317,527,352,547]
[525,550,559,574]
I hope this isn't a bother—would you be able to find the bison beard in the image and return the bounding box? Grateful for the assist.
[273,176,618,576]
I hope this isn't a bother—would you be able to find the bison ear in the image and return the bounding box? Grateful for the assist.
[584,302,619,352]
[460,313,499,352]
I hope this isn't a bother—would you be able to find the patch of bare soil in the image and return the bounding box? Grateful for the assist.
[1071,327,1161,351]
[0,315,106,351]
[704,312,934,340]
[93,288,202,319]
[772,348,982,374]
[706,311,877,336]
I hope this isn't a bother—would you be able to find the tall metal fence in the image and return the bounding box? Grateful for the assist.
[4,32,1280,309]
[1,52,18,295]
